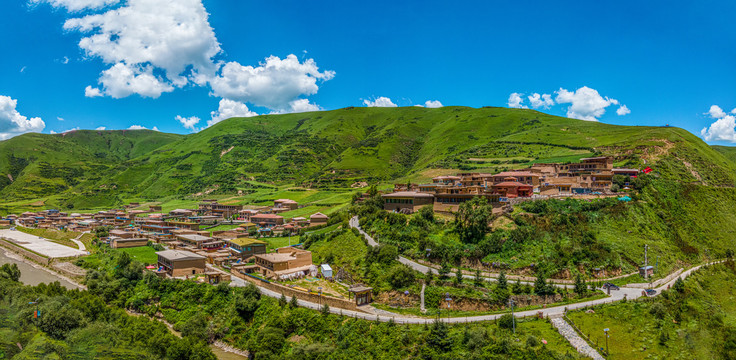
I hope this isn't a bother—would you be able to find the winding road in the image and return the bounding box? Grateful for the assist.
[226,216,718,325]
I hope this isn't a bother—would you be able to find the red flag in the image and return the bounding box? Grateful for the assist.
[643,167,653,174]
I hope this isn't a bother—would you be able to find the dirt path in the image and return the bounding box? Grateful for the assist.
[551,317,605,360]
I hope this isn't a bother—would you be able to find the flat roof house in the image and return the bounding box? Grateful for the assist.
[111,238,149,249]
[156,250,206,277]
[227,237,267,260]
[382,191,434,213]
[251,214,285,227]
[254,247,313,279]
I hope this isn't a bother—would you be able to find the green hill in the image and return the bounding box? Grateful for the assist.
[1,107,735,210]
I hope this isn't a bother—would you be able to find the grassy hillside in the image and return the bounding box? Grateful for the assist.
[568,261,736,359]
[1,107,736,211]
[0,129,181,209]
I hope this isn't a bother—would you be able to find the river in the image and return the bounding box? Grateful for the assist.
[0,249,78,289]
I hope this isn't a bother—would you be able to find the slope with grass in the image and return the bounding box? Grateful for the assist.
[0,129,182,209]
[4,107,734,210]
[567,261,736,359]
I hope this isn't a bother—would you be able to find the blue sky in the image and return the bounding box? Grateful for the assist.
[2,1,736,144]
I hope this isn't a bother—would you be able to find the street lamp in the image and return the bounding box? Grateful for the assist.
[318,287,322,306]
[603,328,609,355]
[445,293,452,320]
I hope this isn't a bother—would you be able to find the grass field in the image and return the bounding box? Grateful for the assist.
[567,262,736,359]
[117,246,158,264]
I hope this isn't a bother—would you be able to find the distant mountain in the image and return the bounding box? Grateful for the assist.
[0,107,734,209]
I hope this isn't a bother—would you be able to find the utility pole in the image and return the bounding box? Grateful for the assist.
[603,328,609,355]
[508,299,516,334]
[644,244,649,281]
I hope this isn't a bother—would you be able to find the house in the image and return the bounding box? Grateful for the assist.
[274,199,299,210]
[639,265,654,277]
[309,212,329,226]
[166,221,200,231]
[111,238,149,249]
[254,247,313,279]
[381,191,434,213]
[491,177,534,198]
[175,234,215,249]
[320,264,333,279]
[226,237,267,259]
[432,175,461,185]
[198,202,243,218]
[348,284,373,306]
[155,250,206,277]
[109,229,138,239]
[612,168,640,177]
[251,214,285,227]
[489,171,540,187]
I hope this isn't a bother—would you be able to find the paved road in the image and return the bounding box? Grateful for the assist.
[225,217,721,325]
[71,233,87,252]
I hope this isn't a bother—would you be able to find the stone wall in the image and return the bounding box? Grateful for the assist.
[231,271,366,313]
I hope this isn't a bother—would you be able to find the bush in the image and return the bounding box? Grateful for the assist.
[498,313,515,330]
[649,302,667,320]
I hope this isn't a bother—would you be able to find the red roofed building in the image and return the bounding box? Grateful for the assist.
[251,214,284,227]
[491,177,533,198]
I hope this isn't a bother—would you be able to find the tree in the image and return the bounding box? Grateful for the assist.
[321,303,330,316]
[439,262,451,280]
[574,273,587,297]
[279,293,287,307]
[455,267,464,285]
[673,277,685,293]
[454,197,493,244]
[534,271,552,296]
[427,319,452,352]
[497,271,508,290]
[474,269,483,286]
[235,283,261,321]
[512,278,523,295]
[0,263,20,282]
[290,295,299,309]
[387,264,416,289]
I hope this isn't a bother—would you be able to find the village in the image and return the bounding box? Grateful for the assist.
[383,156,642,213]
[0,155,646,315]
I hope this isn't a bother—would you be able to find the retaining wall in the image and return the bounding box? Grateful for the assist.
[627,268,684,289]
[231,271,365,312]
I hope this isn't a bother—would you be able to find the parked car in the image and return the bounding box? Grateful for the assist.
[644,289,657,297]
[602,282,619,290]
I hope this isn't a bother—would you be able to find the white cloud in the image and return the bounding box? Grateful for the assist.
[507,92,527,109]
[208,98,258,127]
[57,116,65,121]
[84,85,102,98]
[616,105,631,116]
[555,86,624,121]
[95,126,106,130]
[528,93,554,109]
[208,55,335,111]
[0,95,45,140]
[20,66,26,73]
[62,56,70,64]
[701,105,736,142]
[96,63,174,99]
[284,99,321,113]
[176,115,201,131]
[56,127,80,134]
[30,0,120,12]
[63,0,221,97]
[363,96,397,107]
[708,105,727,119]
[423,100,443,108]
